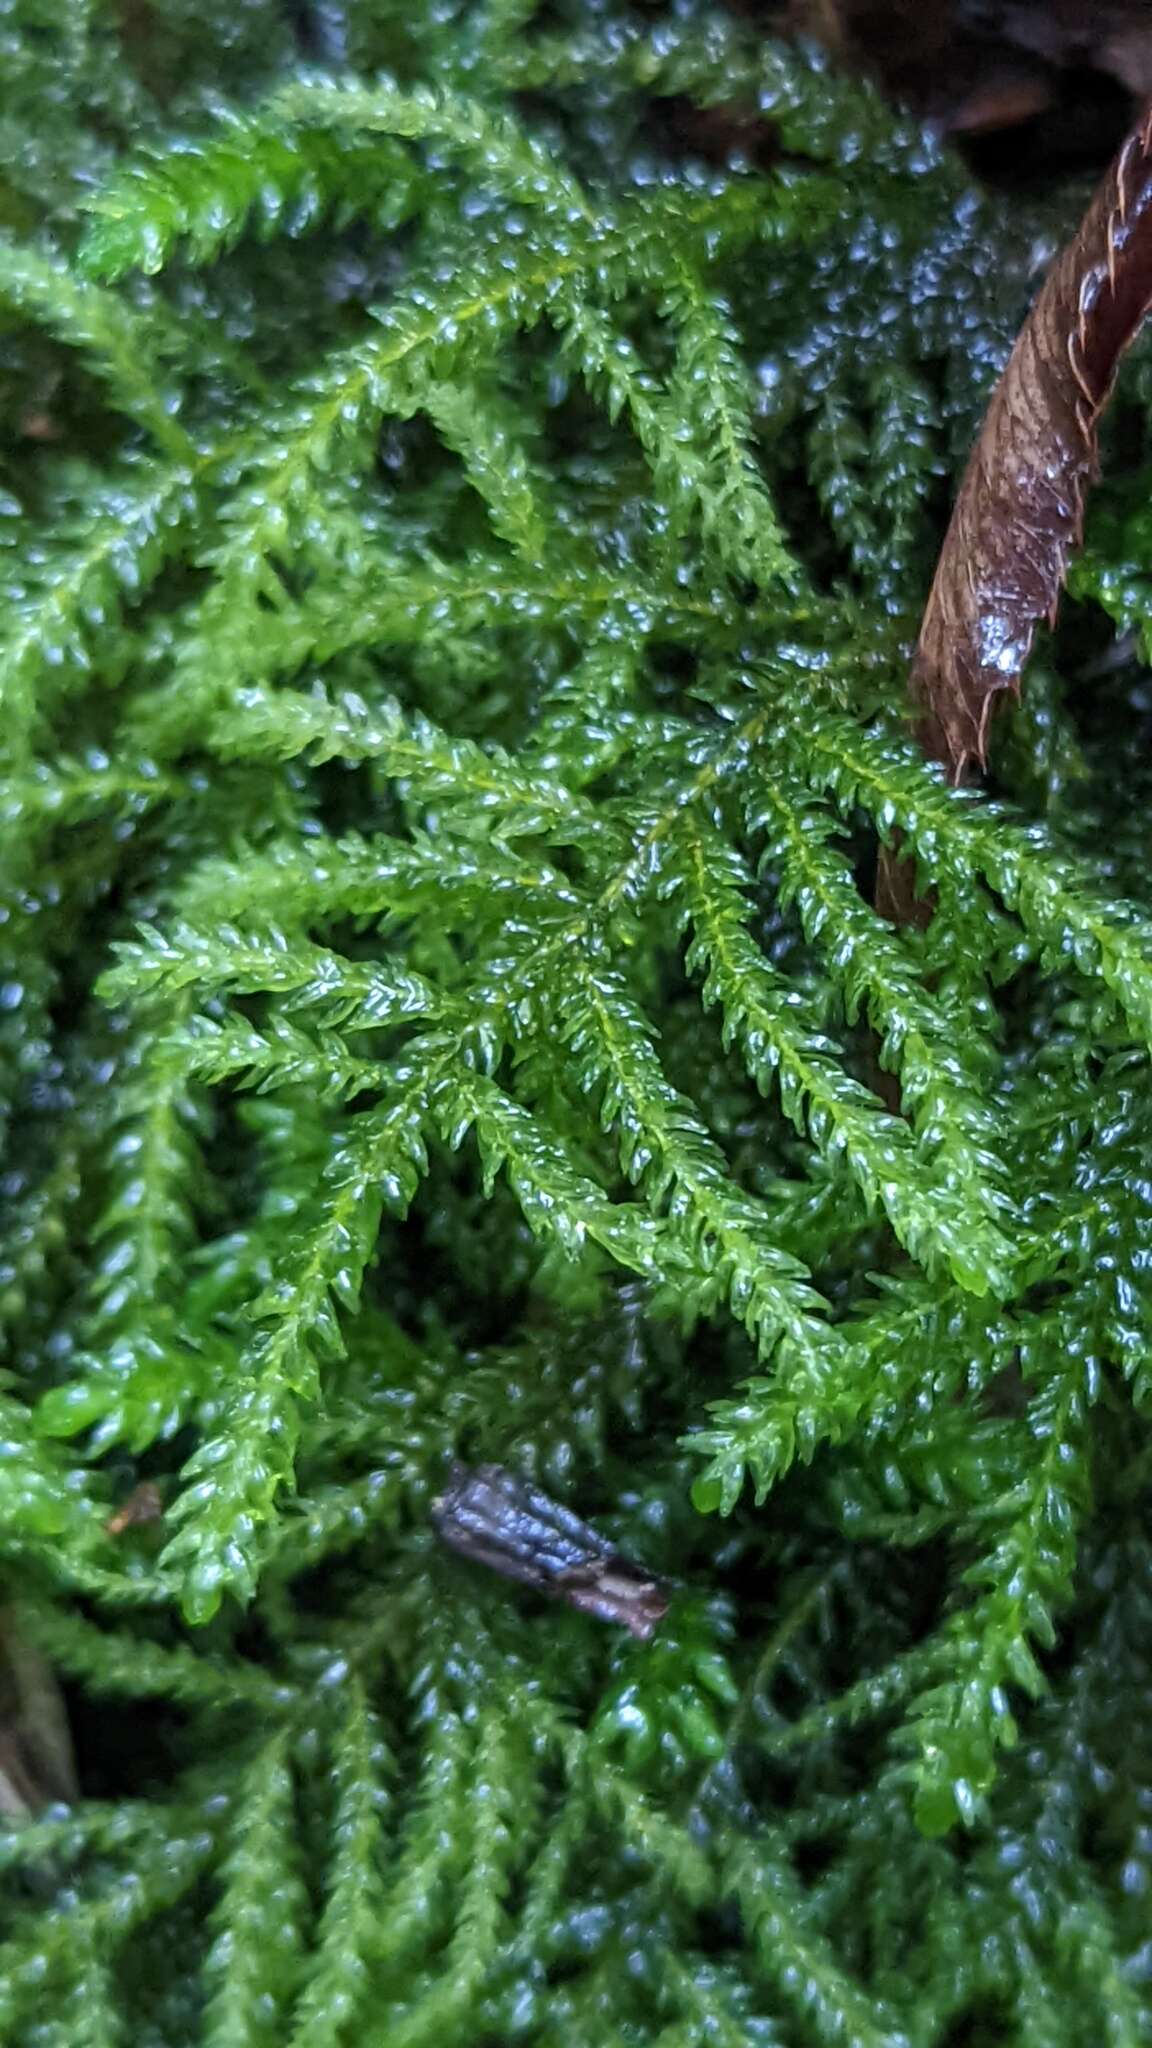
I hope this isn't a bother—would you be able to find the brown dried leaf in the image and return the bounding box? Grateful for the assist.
[911,99,1152,780]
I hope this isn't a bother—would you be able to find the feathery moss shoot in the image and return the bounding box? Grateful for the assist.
[0,3,1149,2041]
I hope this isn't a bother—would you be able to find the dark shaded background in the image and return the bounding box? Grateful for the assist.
[767,1,1152,180]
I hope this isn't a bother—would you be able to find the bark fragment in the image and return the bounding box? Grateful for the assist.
[432,1463,668,1640]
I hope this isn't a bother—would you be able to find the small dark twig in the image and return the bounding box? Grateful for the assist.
[432,1464,669,1641]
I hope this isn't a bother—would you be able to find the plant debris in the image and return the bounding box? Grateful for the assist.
[432,1465,669,1640]
[910,97,1152,779]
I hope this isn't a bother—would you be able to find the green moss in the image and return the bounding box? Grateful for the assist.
[0,3,1150,2040]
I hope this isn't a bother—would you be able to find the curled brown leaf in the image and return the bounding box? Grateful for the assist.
[911,98,1152,781]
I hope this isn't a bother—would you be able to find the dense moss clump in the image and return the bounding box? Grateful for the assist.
[0,2,1150,2041]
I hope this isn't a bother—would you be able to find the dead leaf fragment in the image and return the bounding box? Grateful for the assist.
[911,98,1152,779]
[104,1480,164,1537]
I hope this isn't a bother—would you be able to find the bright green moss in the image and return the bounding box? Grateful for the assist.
[0,3,1150,2041]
